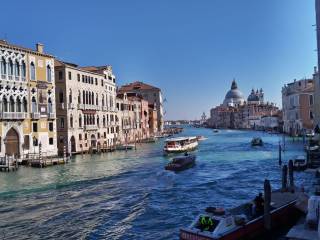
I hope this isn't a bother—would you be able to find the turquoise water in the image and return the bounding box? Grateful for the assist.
[0,127,314,239]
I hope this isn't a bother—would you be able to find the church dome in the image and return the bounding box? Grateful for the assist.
[247,89,259,102]
[223,80,245,106]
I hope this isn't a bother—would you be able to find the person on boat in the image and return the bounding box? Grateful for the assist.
[253,193,264,216]
[199,216,214,231]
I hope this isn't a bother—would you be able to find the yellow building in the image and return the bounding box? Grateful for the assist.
[0,40,57,158]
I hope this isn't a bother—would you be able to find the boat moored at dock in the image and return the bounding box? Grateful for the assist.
[164,137,198,153]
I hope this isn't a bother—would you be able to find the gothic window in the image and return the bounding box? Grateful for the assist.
[15,60,20,77]
[70,115,73,128]
[9,96,14,112]
[21,61,26,79]
[8,59,13,76]
[47,65,52,82]
[48,98,53,113]
[23,97,27,112]
[31,96,37,113]
[3,97,8,112]
[0,57,6,75]
[16,97,21,112]
[30,62,35,80]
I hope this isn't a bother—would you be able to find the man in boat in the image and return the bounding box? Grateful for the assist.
[253,193,264,216]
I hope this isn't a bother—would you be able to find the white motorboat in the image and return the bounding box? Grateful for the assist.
[164,136,198,153]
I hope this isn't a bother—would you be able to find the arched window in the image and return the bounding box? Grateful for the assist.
[69,89,72,103]
[3,97,8,112]
[8,59,13,76]
[79,114,82,127]
[70,115,73,128]
[47,65,52,82]
[16,97,21,112]
[10,96,15,112]
[59,91,64,103]
[31,96,37,113]
[48,98,53,113]
[30,62,35,80]
[15,60,20,77]
[23,97,27,112]
[21,61,26,79]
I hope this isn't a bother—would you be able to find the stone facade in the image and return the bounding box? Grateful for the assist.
[0,40,57,158]
[282,77,314,135]
[54,61,118,155]
[118,81,164,133]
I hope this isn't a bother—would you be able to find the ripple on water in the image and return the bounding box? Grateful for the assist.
[0,128,313,240]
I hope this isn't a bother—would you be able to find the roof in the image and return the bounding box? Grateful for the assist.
[0,40,53,58]
[119,81,160,92]
[165,136,198,142]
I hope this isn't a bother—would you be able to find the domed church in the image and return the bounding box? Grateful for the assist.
[223,79,245,107]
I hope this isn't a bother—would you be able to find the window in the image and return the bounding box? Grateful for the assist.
[310,95,314,106]
[60,118,65,128]
[79,115,82,127]
[0,57,6,75]
[47,65,52,82]
[9,96,14,112]
[78,91,81,104]
[48,98,53,113]
[16,97,21,112]
[85,133,87,140]
[79,134,82,140]
[82,75,84,82]
[95,78,98,85]
[15,60,20,77]
[33,122,38,132]
[101,79,104,86]
[69,89,72,103]
[104,132,106,138]
[59,71,63,80]
[310,111,314,120]
[98,133,100,139]
[33,137,38,146]
[49,122,54,131]
[49,138,54,145]
[70,115,73,128]
[68,71,72,80]
[77,74,80,82]
[21,61,26,79]
[30,62,35,80]
[8,59,13,76]
[59,91,64,103]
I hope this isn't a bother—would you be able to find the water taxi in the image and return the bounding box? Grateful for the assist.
[164,137,198,153]
[165,154,196,172]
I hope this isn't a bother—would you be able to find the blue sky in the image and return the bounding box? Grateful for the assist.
[0,0,316,120]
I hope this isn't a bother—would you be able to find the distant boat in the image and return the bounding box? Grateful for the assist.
[305,145,319,152]
[251,137,263,147]
[116,144,135,151]
[165,154,196,172]
[164,136,198,153]
[213,129,219,133]
[293,156,307,171]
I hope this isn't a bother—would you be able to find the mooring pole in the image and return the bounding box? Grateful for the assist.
[288,160,294,192]
[278,142,282,166]
[264,179,271,230]
[282,164,288,192]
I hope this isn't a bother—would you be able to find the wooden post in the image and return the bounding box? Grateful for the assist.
[282,165,288,192]
[63,145,66,162]
[288,160,294,192]
[278,142,282,166]
[264,179,271,230]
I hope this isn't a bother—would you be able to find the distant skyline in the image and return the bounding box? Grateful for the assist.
[0,0,317,120]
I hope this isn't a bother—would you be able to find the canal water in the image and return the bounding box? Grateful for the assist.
[0,127,314,240]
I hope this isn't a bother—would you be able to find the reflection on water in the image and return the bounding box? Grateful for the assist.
[0,127,314,240]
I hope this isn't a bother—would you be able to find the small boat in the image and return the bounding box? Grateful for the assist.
[213,129,219,133]
[293,155,307,171]
[140,137,157,143]
[165,154,196,172]
[305,145,319,152]
[116,144,135,150]
[164,137,198,153]
[197,136,207,141]
[180,191,302,240]
[251,137,263,146]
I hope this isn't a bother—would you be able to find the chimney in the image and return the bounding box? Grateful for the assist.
[36,43,44,53]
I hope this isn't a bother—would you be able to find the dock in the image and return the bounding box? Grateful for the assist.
[0,156,18,172]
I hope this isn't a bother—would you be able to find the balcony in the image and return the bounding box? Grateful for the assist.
[0,112,28,120]
[48,112,55,119]
[68,103,76,109]
[31,112,40,119]
[84,125,98,131]
[78,104,101,111]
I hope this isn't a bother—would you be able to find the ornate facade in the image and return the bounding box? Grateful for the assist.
[0,40,57,158]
